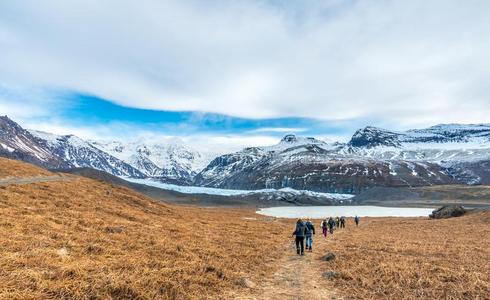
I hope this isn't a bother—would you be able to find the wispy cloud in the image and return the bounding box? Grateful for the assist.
[0,84,67,119]
[0,0,488,128]
[247,127,308,133]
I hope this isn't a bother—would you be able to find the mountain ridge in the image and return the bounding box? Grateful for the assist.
[2,115,490,194]
[195,125,490,193]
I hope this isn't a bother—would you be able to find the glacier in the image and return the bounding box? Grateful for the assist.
[125,177,355,199]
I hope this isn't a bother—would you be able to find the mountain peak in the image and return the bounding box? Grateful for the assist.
[277,134,326,148]
[0,115,18,127]
[0,115,29,138]
[349,126,403,148]
[280,134,298,143]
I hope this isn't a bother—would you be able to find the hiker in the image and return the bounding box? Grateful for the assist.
[292,219,307,255]
[305,219,315,251]
[335,216,340,228]
[340,216,346,228]
[321,218,328,237]
[328,217,335,234]
[354,215,360,227]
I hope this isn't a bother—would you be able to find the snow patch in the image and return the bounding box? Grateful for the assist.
[0,143,14,152]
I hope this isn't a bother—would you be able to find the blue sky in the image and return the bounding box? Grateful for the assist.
[1,87,358,144]
[1,0,489,148]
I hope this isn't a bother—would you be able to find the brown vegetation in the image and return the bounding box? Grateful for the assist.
[0,157,53,178]
[320,216,490,299]
[0,157,489,299]
[0,158,288,299]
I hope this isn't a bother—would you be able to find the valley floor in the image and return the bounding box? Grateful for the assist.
[0,158,489,299]
[230,214,490,299]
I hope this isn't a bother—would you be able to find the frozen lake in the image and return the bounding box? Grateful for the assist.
[256,206,434,218]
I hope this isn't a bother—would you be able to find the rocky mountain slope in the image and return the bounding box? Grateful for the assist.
[3,115,490,194]
[0,116,70,169]
[195,126,490,193]
[0,116,212,183]
[30,130,145,178]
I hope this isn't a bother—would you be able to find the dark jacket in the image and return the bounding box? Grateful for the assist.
[321,220,328,229]
[292,221,307,237]
[305,221,315,237]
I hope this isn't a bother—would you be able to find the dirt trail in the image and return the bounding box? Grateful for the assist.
[232,228,348,300]
[0,174,72,186]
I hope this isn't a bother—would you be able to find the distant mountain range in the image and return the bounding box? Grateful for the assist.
[2,115,490,194]
[90,139,211,185]
[196,125,490,193]
[0,116,207,183]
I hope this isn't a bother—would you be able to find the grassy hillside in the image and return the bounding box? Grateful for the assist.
[0,158,288,299]
[1,157,489,299]
[0,157,53,178]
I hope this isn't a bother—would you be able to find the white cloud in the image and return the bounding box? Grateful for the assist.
[248,127,308,133]
[19,118,280,154]
[0,85,63,119]
[21,120,121,141]
[0,0,489,127]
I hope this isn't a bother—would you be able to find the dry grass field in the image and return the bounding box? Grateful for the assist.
[318,215,490,299]
[0,157,489,299]
[230,214,490,300]
[0,158,289,299]
[0,158,53,178]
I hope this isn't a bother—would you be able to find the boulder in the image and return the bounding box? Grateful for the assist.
[429,205,466,219]
[322,252,336,261]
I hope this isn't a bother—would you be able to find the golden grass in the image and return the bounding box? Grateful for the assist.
[0,157,53,178]
[321,215,490,299]
[0,158,489,299]
[0,158,288,299]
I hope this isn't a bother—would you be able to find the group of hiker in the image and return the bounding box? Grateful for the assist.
[292,215,360,255]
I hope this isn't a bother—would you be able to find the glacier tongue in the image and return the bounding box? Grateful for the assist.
[125,177,354,200]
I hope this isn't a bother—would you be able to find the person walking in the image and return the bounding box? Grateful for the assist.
[354,215,360,227]
[340,216,346,228]
[328,217,335,234]
[292,219,307,255]
[305,219,315,251]
[335,216,340,228]
[321,218,328,237]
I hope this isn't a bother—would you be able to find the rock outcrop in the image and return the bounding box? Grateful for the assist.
[429,205,466,219]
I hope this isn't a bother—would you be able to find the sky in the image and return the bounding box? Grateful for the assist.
[1,0,489,150]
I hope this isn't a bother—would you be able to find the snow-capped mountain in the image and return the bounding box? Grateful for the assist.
[344,125,490,185]
[347,125,490,153]
[195,126,490,193]
[0,116,69,169]
[0,116,214,184]
[29,131,145,178]
[91,139,212,184]
[0,115,144,177]
[3,114,490,194]
[194,133,457,193]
